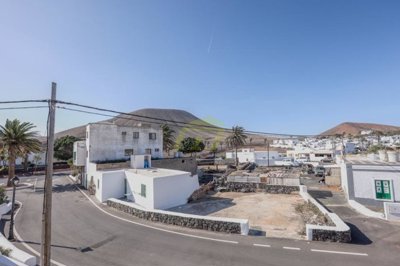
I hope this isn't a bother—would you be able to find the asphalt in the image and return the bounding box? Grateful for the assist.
[2,174,400,266]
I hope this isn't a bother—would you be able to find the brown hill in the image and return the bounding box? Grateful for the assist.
[55,108,230,143]
[320,122,400,136]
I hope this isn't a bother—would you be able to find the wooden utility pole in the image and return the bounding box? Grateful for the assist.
[41,82,57,266]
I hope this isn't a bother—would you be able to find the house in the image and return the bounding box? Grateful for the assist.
[225,148,281,166]
[75,122,163,188]
[287,148,335,162]
[341,159,400,208]
[86,155,199,209]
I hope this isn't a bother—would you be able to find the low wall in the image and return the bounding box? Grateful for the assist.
[96,161,130,171]
[152,157,198,176]
[0,202,12,218]
[107,198,249,235]
[349,200,385,219]
[0,234,36,266]
[0,255,28,266]
[299,186,351,242]
[226,182,299,194]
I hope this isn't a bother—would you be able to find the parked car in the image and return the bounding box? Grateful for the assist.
[275,158,300,167]
[321,157,334,163]
[314,166,325,177]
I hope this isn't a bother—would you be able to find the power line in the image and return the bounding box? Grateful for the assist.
[0,106,49,110]
[0,100,49,104]
[56,100,314,137]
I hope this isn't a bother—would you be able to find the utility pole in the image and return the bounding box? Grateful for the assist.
[41,82,56,266]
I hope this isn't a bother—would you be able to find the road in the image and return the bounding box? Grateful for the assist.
[5,175,400,266]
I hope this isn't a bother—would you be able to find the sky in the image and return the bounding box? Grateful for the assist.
[0,0,400,136]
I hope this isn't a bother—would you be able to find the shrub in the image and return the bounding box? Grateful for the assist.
[0,187,8,205]
[0,246,12,257]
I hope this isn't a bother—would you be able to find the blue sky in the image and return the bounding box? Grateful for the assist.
[1,0,399,135]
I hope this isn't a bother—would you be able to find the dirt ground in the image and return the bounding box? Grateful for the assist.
[169,192,305,239]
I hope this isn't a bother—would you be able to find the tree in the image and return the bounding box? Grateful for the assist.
[54,135,79,161]
[178,137,205,157]
[161,124,175,156]
[225,126,247,167]
[0,119,41,186]
[210,142,218,158]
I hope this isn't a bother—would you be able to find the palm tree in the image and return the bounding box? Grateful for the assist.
[225,126,247,167]
[0,119,41,186]
[161,124,176,157]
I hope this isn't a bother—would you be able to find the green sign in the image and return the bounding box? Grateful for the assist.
[375,180,391,200]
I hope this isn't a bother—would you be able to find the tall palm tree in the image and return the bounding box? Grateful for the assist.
[225,126,247,167]
[161,124,176,157]
[0,119,41,186]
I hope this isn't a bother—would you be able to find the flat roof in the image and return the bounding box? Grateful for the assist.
[127,167,190,178]
[346,158,400,166]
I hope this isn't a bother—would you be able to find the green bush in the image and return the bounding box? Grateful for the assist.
[0,246,12,257]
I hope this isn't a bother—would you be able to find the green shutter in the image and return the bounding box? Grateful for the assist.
[375,180,391,200]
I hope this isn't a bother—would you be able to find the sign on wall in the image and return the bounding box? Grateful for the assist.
[375,180,392,200]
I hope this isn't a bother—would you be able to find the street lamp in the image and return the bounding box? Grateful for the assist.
[8,176,20,241]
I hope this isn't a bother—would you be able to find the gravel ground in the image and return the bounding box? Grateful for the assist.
[169,192,305,239]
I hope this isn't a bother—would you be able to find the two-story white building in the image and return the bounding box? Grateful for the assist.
[74,122,163,188]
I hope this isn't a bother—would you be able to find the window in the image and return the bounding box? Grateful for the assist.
[155,148,160,152]
[73,151,76,161]
[124,149,134,156]
[141,184,146,198]
[145,148,152,155]
[133,132,139,139]
[374,180,392,200]
[149,133,156,140]
[122,131,127,141]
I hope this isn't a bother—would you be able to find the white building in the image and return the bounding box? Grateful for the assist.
[87,155,199,209]
[287,148,335,162]
[226,148,280,166]
[75,122,163,188]
[341,159,400,208]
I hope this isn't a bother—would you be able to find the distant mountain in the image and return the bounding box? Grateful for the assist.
[55,108,230,142]
[320,122,400,136]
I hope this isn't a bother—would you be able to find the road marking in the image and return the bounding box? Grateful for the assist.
[311,249,368,256]
[14,201,68,266]
[253,244,271,248]
[68,177,239,245]
[283,246,301,251]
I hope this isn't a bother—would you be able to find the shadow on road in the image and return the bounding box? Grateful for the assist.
[15,240,80,251]
[347,222,373,245]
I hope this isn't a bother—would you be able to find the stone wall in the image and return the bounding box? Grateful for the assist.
[107,199,248,235]
[226,182,299,194]
[152,157,197,175]
[311,228,351,242]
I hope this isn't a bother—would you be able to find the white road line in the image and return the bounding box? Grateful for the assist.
[283,246,301,251]
[311,249,368,256]
[253,244,271,248]
[14,201,68,266]
[68,177,239,245]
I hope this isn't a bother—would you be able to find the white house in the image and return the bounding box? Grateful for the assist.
[341,159,400,208]
[75,122,163,188]
[86,155,199,210]
[226,148,280,166]
[287,148,335,162]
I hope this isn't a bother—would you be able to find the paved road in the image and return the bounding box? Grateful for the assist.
[6,175,400,266]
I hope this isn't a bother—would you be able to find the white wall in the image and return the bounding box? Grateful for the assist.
[73,140,86,166]
[153,173,199,210]
[352,164,400,202]
[125,171,155,209]
[99,170,126,202]
[87,123,163,164]
[226,150,279,164]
